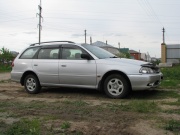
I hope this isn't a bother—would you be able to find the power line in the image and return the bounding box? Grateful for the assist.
[144,0,163,26]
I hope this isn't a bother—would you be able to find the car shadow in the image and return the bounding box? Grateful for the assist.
[40,87,168,100]
[41,87,107,99]
[128,89,172,100]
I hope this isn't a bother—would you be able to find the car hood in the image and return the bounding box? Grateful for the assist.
[97,58,150,66]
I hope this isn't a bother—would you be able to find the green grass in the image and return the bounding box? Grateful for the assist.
[0,64,11,73]
[61,100,88,107]
[60,121,71,129]
[160,65,180,89]
[0,101,48,110]
[106,100,159,113]
[161,65,180,80]
[164,119,180,133]
[130,90,180,100]
[163,98,180,106]
[4,119,40,135]
[160,80,180,89]
[0,79,11,83]
[163,109,180,115]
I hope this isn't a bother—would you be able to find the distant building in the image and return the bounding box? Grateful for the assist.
[92,41,120,55]
[161,43,180,63]
[141,53,147,61]
[129,50,141,60]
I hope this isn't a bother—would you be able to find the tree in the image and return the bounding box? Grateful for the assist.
[0,47,14,64]
[116,52,130,59]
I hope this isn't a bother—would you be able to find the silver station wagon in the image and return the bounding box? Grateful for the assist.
[11,41,163,98]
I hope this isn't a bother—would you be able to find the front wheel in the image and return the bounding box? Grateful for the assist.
[104,74,130,98]
[24,74,41,94]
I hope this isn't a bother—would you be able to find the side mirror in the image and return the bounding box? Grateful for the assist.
[81,54,91,60]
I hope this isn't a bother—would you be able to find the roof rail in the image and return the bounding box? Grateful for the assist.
[30,41,75,46]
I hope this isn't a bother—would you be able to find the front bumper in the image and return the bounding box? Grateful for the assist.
[128,73,163,90]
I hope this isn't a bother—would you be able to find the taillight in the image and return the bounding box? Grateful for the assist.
[11,59,14,67]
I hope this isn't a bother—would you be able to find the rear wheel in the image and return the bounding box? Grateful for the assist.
[104,74,130,98]
[24,74,41,94]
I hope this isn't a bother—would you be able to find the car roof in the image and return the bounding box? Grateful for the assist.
[30,41,76,47]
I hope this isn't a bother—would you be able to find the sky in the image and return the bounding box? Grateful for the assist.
[0,0,180,58]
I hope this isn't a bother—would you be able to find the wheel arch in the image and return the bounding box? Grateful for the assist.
[99,70,132,91]
[20,71,39,86]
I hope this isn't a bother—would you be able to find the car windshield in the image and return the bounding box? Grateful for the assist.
[82,45,116,59]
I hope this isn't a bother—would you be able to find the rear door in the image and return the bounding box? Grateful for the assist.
[33,46,59,84]
[59,45,97,88]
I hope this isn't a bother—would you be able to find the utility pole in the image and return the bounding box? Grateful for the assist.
[106,40,107,45]
[37,0,43,45]
[162,27,165,43]
[118,42,120,53]
[90,36,92,45]
[84,29,87,44]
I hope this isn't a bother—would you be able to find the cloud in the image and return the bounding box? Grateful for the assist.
[150,41,159,43]
[114,33,127,37]
[23,32,37,35]
[71,34,84,37]
[103,33,114,36]
[9,33,18,36]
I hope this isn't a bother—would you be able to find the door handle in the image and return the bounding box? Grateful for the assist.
[34,64,38,66]
[61,65,66,67]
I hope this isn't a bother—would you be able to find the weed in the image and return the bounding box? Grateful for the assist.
[5,118,40,135]
[96,106,104,112]
[161,65,180,80]
[160,80,180,89]
[106,100,159,113]
[60,121,71,129]
[163,109,180,114]
[164,119,180,133]
[0,64,11,73]
[151,91,180,99]
[0,79,11,83]
[0,122,7,135]
[74,109,91,116]
[62,100,88,107]
[162,98,180,106]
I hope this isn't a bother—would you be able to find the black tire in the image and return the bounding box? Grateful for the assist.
[104,74,130,99]
[24,74,41,94]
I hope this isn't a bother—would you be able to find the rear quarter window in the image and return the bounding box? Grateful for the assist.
[19,47,39,59]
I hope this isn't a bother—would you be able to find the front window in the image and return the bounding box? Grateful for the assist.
[61,47,86,60]
[82,45,115,59]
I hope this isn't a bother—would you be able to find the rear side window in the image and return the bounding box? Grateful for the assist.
[20,47,39,59]
[38,48,59,59]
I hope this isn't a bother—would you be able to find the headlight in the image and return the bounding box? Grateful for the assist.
[139,67,154,74]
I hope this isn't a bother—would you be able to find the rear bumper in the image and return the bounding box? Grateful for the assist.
[128,73,163,90]
[11,71,22,83]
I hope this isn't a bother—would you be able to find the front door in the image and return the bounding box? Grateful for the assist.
[59,45,97,88]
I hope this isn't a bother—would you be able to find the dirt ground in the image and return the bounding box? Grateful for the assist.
[0,73,179,135]
[0,72,10,81]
